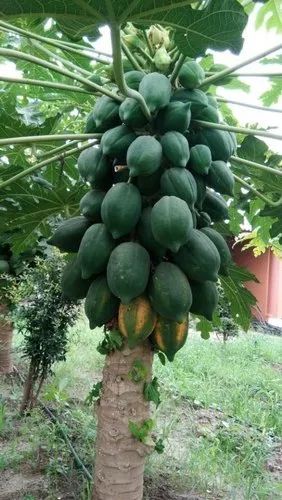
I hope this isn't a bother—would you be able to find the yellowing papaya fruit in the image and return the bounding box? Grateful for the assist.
[118,295,157,348]
[151,315,189,361]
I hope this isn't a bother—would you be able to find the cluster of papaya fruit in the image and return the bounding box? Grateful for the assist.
[49,60,235,362]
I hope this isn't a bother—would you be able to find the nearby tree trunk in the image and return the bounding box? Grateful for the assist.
[0,303,13,374]
[20,363,35,414]
[93,341,153,500]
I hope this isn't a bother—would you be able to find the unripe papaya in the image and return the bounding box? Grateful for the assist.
[149,262,192,322]
[151,316,188,361]
[171,88,208,114]
[191,128,234,161]
[107,242,150,304]
[190,280,219,321]
[207,94,218,109]
[48,216,92,253]
[193,173,207,210]
[172,229,220,282]
[85,275,119,329]
[79,189,105,221]
[139,72,171,113]
[179,61,205,90]
[101,125,136,160]
[137,207,166,259]
[83,73,103,91]
[189,144,212,175]
[78,147,112,190]
[101,182,142,239]
[127,136,162,177]
[119,98,148,129]
[77,223,115,279]
[207,161,234,196]
[161,131,190,167]
[84,112,97,133]
[194,105,220,123]
[155,101,191,134]
[124,70,144,90]
[0,260,10,274]
[151,196,193,252]
[196,211,212,229]
[202,190,229,222]
[160,168,197,208]
[134,167,163,196]
[92,96,121,131]
[118,295,157,348]
[61,257,92,300]
[200,227,232,276]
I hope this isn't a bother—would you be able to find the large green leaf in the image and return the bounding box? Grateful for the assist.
[0,0,247,56]
[220,264,257,331]
[255,0,282,33]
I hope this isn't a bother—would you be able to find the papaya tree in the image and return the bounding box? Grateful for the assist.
[0,1,281,499]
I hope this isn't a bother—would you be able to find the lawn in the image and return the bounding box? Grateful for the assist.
[0,316,281,499]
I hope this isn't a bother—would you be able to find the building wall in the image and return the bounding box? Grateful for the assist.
[232,244,282,323]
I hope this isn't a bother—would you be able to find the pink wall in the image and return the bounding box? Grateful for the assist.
[232,244,282,322]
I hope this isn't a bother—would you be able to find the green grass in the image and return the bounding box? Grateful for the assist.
[1,318,281,499]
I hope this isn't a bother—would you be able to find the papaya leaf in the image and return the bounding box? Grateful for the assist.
[85,381,102,405]
[255,0,282,34]
[260,77,282,106]
[143,377,161,407]
[0,0,247,56]
[220,264,257,331]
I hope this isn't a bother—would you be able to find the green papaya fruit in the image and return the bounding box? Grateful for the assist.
[191,208,197,228]
[84,112,97,133]
[0,260,9,274]
[193,173,207,210]
[154,46,171,72]
[151,195,193,252]
[101,182,142,239]
[134,167,163,196]
[48,216,92,253]
[137,207,166,259]
[155,101,191,134]
[189,144,212,175]
[101,125,136,160]
[61,257,92,300]
[171,88,208,114]
[77,147,112,190]
[83,73,103,90]
[79,189,105,221]
[194,105,220,123]
[124,70,144,90]
[179,61,205,90]
[77,223,115,279]
[207,94,218,109]
[161,131,190,167]
[160,168,197,208]
[92,96,120,131]
[190,280,219,321]
[107,242,150,304]
[119,98,148,129]
[196,211,212,228]
[127,136,162,177]
[207,161,234,196]
[85,275,119,329]
[149,262,192,322]
[139,72,171,112]
[200,227,232,275]
[191,128,234,161]
[202,190,229,221]
[172,229,220,282]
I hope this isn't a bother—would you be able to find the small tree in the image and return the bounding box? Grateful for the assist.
[9,255,79,413]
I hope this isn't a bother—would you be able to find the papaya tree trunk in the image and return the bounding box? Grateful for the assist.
[93,341,153,500]
[0,303,13,374]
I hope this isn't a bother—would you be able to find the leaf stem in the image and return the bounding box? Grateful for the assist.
[30,39,92,78]
[110,23,151,120]
[206,71,282,78]
[0,141,97,189]
[230,156,282,178]
[0,48,123,102]
[121,40,145,72]
[170,54,186,85]
[37,141,79,159]
[193,119,282,141]
[0,133,102,147]
[142,29,154,57]
[233,174,282,207]
[217,97,282,114]
[201,43,282,87]
[0,21,111,64]
[0,75,93,94]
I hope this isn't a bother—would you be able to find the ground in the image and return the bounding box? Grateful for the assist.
[0,316,281,499]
